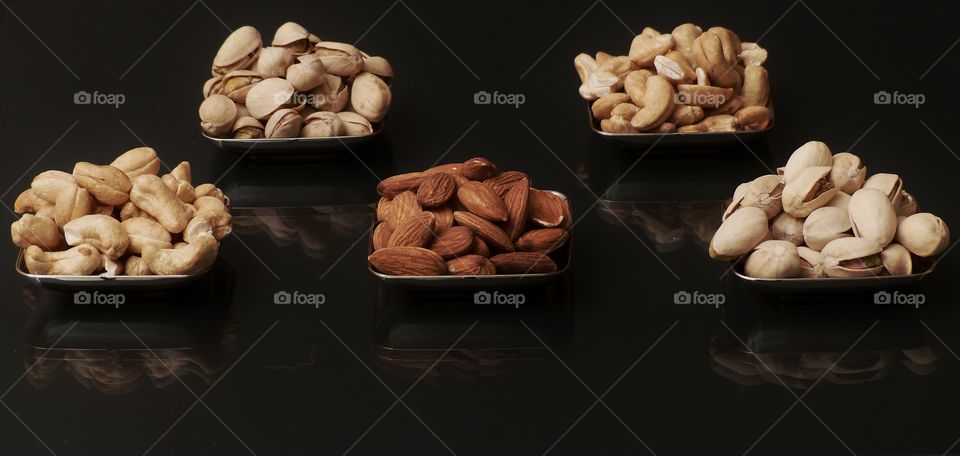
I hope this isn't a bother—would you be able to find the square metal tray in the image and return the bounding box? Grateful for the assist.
[16,249,214,291]
[202,120,384,152]
[731,260,935,294]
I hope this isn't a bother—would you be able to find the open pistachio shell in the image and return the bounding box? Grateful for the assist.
[314,41,363,77]
[350,72,391,122]
[199,94,238,137]
[203,77,221,98]
[797,246,826,278]
[722,182,749,221]
[895,213,950,257]
[803,206,852,251]
[709,206,769,260]
[741,174,783,219]
[779,141,832,183]
[880,243,912,276]
[309,75,350,112]
[362,56,394,78]
[821,237,883,278]
[896,191,918,217]
[212,26,261,76]
[245,77,296,120]
[286,58,327,92]
[830,152,866,194]
[744,240,802,278]
[220,70,262,103]
[231,116,264,139]
[301,111,344,137]
[264,109,302,139]
[254,46,295,79]
[826,191,851,210]
[848,188,897,247]
[782,166,837,218]
[863,173,903,207]
[770,212,804,245]
[272,22,311,53]
[337,111,373,136]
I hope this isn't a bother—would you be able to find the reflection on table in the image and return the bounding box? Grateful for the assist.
[232,206,371,259]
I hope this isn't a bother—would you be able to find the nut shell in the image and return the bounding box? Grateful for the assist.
[350,72,391,122]
[895,213,949,257]
[744,240,802,279]
[848,188,897,247]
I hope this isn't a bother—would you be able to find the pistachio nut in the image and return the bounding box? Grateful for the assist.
[130,174,195,234]
[245,77,297,120]
[744,240,802,279]
[802,206,852,251]
[142,232,218,275]
[779,141,832,183]
[308,33,321,45]
[782,166,837,218]
[739,42,768,66]
[310,74,350,111]
[628,33,674,67]
[896,191,918,217]
[630,75,675,131]
[272,22,311,54]
[895,213,949,257]
[848,188,897,247]
[24,243,102,275]
[733,175,783,219]
[236,103,251,118]
[623,70,653,106]
[63,214,129,259]
[264,108,303,138]
[232,116,265,139]
[827,191,851,210]
[314,41,363,77]
[862,173,904,206]
[709,206,769,260]
[742,65,769,107]
[31,170,76,203]
[219,70,262,103]
[254,46,295,79]
[212,26,261,76]
[286,58,327,91]
[337,111,374,136]
[199,94,238,137]
[592,93,632,120]
[670,23,703,64]
[301,111,344,137]
[11,214,63,250]
[14,189,50,215]
[53,185,93,229]
[771,212,805,245]
[829,152,866,194]
[362,56,394,78]
[820,237,883,278]
[350,72,391,122]
[203,77,221,98]
[110,147,161,179]
[880,243,912,276]
[797,246,826,278]
[724,182,751,222]
[121,217,173,254]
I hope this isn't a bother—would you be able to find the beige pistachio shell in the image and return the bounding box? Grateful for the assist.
[797,246,826,278]
[880,243,912,276]
[896,191,918,217]
[829,152,866,194]
[362,56,394,78]
[286,58,327,92]
[779,141,832,183]
[820,237,883,278]
[314,41,363,77]
[220,70,263,103]
[709,206,769,260]
[803,206,852,251]
[310,75,350,112]
[212,26,261,76]
[744,240,802,278]
[232,116,264,139]
[337,111,373,136]
[203,77,221,98]
[895,213,950,257]
[848,188,897,247]
[199,94,238,137]
[826,191,851,210]
[771,212,804,245]
[245,77,296,120]
[272,22,311,53]
[254,46,295,79]
[351,72,391,122]
[301,111,344,137]
[264,109,303,139]
[862,173,904,207]
[782,166,837,218]
[741,174,783,219]
[722,182,749,221]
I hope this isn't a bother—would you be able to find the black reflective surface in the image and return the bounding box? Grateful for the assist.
[2,0,960,455]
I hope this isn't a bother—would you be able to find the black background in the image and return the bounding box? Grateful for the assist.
[1,0,959,455]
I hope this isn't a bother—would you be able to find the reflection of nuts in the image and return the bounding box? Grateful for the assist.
[63,214,129,259]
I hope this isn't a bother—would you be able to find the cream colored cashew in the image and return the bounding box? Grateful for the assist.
[102,256,124,276]
[161,173,196,203]
[130,174,195,233]
[24,244,102,275]
[630,75,676,131]
[14,189,51,214]
[110,147,161,178]
[121,217,173,254]
[125,256,153,276]
[120,201,156,221]
[54,185,93,229]
[31,170,76,203]
[142,233,218,275]
[63,214,129,259]
[11,214,63,250]
[73,162,132,206]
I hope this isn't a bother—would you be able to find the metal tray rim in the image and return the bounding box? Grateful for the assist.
[731,260,936,290]
[16,249,214,284]
[586,103,774,140]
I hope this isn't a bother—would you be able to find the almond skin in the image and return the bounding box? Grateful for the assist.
[446,255,496,275]
[376,197,391,223]
[460,157,499,181]
[528,189,565,227]
[424,163,462,175]
[484,171,529,198]
[388,212,435,248]
[372,222,393,250]
[457,181,508,222]
[429,226,474,259]
[377,172,427,198]
[453,211,514,252]
[386,191,421,229]
[516,228,568,253]
[369,247,446,276]
[416,173,457,208]
[428,206,454,232]
[503,178,529,241]
[471,237,490,257]
[489,252,558,274]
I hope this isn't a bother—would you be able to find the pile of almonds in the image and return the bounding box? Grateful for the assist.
[200,22,392,139]
[11,147,232,276]
[369,158,573,276]
[577,24,772,134]
[709,141,950,279]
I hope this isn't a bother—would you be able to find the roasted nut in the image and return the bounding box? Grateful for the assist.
[24,244,102,275]
[628,33,674,67]
[337,111,374,136]
[457,181,508,222]
[446,255,496,275]
[516,228,568,253]
[199,94,238,137]
[301,111,344,137]
[211,26,261,76]
[863,173,904,206]
[161,173,196,203]
[142,232,218,275]
[193,196,233,240]
[489,252,557,274]
[671,23,703,63]
[309,74,350,112]
[881,243,913,276]
[245,77,298,120]
[821,237,883,278]
[121,217,173,254]
[592,93,632,120]
[780,141,833,183]
[11,214,62,250]
[771,212,804,245]
[709,206,768,260]
[53,185,93,228]
[830,152,866,194]
[623,69,654,106]
[194,184,229,206]
[264,109,303,138]
[669,105,704,127]
[630,75,675,131]
[125,255,153,276]
[254,46,295,79]
[693,31,740,88]
[110,147,161,178]
[744,240,802,279]
[797,246,825,278]
[654,51,696,83]
[896,213,949,257]
[803,206,852,251]
[73,162,132,206]
[63,214,129,259]
[232,116,265,139]
[417,173,457,208]
[218,70,263,102]
[782,166,837,218]
[362,56,394,78]
[368,246,447,276]
[272,22,311,54]
[677,114,738,133]
[739,42,768,66]
[350,72,391,122]
[31,171,76,203]
[848,188,897,247]
[130,174,195,233]
[314,41,363,77]
[733,106,772,131]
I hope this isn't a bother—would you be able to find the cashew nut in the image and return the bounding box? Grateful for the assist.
[102,256,124,276]
[742,65,769,107]
[693,32,740,88]
[629,75,675,131]
[24,244,102,275]
[734,106,772,131]
[63,214,129,259]
[628,34,674,67]
[53,185,93,229]
[110,147,161,178]
[14,189,50,214]
[591,93,631,120]
[125,255,152,276]
[600,103,640,133]
[194,183,229,206]
[73,162,132,206]
[677,114,739,133]
[120,201,156,222]
[193,196,233,240]
[669,105,705,127]
[671,23,703,64]
[121,217,173,254]
[623,70,653,106]
[654,51,695,83]
[142,232,218,275]
[31,170,76,203]
[161,173,196,203]
[130,174,195,233]
[11,214,63,250]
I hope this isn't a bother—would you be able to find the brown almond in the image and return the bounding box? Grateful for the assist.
[503,178,530,241]
[376,197,391,223]
[369,247,446,276]
[484,171,529,198]
[528,189,565,227]
[457,181,508,222]
[489,252,558,274]
[388,212,435,248]
[386,191,420,229]
[453,211,514,252]
[428,206,454,232]
[372,222,393,250]
[377,172,427,198]
[446,255,496,275]
[416,173,457,208]
[424,163,462,175]
[516,228,568,253]
[429,226,474,259]
[472,237,490,257]
[460,157,499,181]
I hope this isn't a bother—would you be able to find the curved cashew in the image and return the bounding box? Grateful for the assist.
[161,173,196,203]
[678,114,739,133]
[120,201,156,221]
[102,256,124,276]
[671,23,703,64]
[191,196,233,240]
[170,161,192,183]
[628,33,674,67]
[73,162,132,206]
[110,147,161,178]
[574,53,598,85]
[11,214,63,250]
[14,189,51,214]
[734,106,772,131]
[705,27,742,63]
[654,51,696,83]
[125,255,152,276]
[692,32,740,88]
[63,214,129,259]
[194,183,230,206]
[742,65,769,107]
[24,244,102,275]
[31,170,76,203]
[669,105,705,126]
[142,233,218,275]
[130,174,195,233]
[623,70,653,106]
[591,93,631,120]
[600,103,640,133]
[630,75,675,131]
[54,185,93,228]
[121,217,173,254]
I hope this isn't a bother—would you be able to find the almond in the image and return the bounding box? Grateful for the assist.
[489,252,557,274]
[425,163,462,175]
[428,206,454,232]
[460,157,499,181]
[429,226,474,259]
[453,211,514,252]
[471,237,490,257]
[484,171,529,198]
[388,211,435,248]
[528,189,565,228]
[386,191,420,229]
[372,222,393,250]
[516,228,568,253]
[376,197,391,223]
[377,172,427,198]
[446,255,496,275]
[457,181,508,221]
[369,247,446,276]
[503,178,529,240]
[416,173,457,208]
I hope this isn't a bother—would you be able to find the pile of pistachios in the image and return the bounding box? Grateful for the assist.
[199,22,393,139]
[710,141,951,279]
